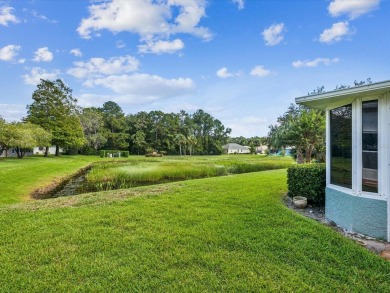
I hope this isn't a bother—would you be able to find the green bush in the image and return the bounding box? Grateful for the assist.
[287,163,325,205]
[100,150,129,158]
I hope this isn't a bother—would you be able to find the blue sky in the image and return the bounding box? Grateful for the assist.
[0,0,389,137]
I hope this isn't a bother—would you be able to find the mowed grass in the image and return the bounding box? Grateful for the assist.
[0,155,100,205]
[0,170,389,292]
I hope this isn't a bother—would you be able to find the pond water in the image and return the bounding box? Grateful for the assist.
[52,172,89,197]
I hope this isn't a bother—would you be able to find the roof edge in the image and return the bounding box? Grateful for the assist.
[295,80,390,107]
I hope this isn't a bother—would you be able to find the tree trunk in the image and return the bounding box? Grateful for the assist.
[296,149,304,164]
[305,146,313,163]
[44,146,49,157]
[179,144,182,156]
[55,145,60,156]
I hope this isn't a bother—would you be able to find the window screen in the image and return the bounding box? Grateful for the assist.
[330,105,352,188]
[362,100,378,193]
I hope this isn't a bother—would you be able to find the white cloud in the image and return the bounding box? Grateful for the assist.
[328,0,380,19]
[250,65,271,77]
[216,67,245,79]
[84,73,195,98]
[138,39,184,54]
[292,57,339,68]
[31,10,57,23]
[0,104,26,122]
[319,22,352,44]
[225,116,268,137]
[0,6,19,26]
[0,45,21,61]
[33,47,54,62]
[67,55,140,79]
[22,67,60,85]
[232,0,245,10]
[70,48,82,57]
[216,67,233,78]
[262,23,285,46]
[77,0,212,51]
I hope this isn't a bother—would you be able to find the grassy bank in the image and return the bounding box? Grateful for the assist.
[0,155,293,204]
[0,155,99,205]
[84,155,293,192]
[0,170,389,292]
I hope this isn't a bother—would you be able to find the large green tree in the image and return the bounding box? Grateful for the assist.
[25,79,85,156]
[100,101,128,150]
[268,104,325,163]
[79,107,107,153]
[9,123,51,159]
[0,117,12,157]
[192,110,231,155]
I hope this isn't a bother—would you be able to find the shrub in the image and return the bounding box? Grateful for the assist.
[100,150,129,158]
[145,153,163,157]
[287,163,325,205]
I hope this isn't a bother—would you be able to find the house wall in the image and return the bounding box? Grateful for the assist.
[226,148,250,154]
[0,148,33,158]
[326,186,388,240]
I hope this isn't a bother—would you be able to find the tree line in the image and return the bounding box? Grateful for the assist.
[0,79,232,158]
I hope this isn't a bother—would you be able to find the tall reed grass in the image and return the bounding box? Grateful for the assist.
[84,157,293,192]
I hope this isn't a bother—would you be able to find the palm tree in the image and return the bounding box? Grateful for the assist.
[174,134,187,156]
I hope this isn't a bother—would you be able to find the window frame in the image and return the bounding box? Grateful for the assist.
[326,95,386,200]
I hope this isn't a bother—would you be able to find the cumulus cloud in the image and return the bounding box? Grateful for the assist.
[319,22,352,43]
[138,39,184,54]
[250,65,271,77]
[0,6,19,26]
[0,45,21,61]
[22,67,60,85]
[216,67,233,78]
[33,47,54,62]
[77,0,212,54]
[70,48,82,57]
[85,73,195,97]
[67,55,140,79]
[292,57,339,68]
[328,0,380,19]
[216,67,242,79]
[262,23,285,46]
[232,0,245,10]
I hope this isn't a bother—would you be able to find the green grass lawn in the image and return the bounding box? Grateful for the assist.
[0,155,99,205]
[0,154,293,204]
[0,169,389,292]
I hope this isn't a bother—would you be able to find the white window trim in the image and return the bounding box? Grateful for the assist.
[326,96,387,202]
[386,93,390,241]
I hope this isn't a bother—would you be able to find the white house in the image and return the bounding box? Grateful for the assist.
[223,143,251,154]
[296,80,390,241]
[255,145,269,154]
[0,146,62,158]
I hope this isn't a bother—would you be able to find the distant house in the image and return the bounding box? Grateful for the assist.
[0,146,62,158]
[255,145,268,154]
[223,143,251,154]
[0,148,31,158]
[296,79,390,241]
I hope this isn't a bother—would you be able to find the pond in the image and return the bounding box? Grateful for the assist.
[43,157,294,198]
